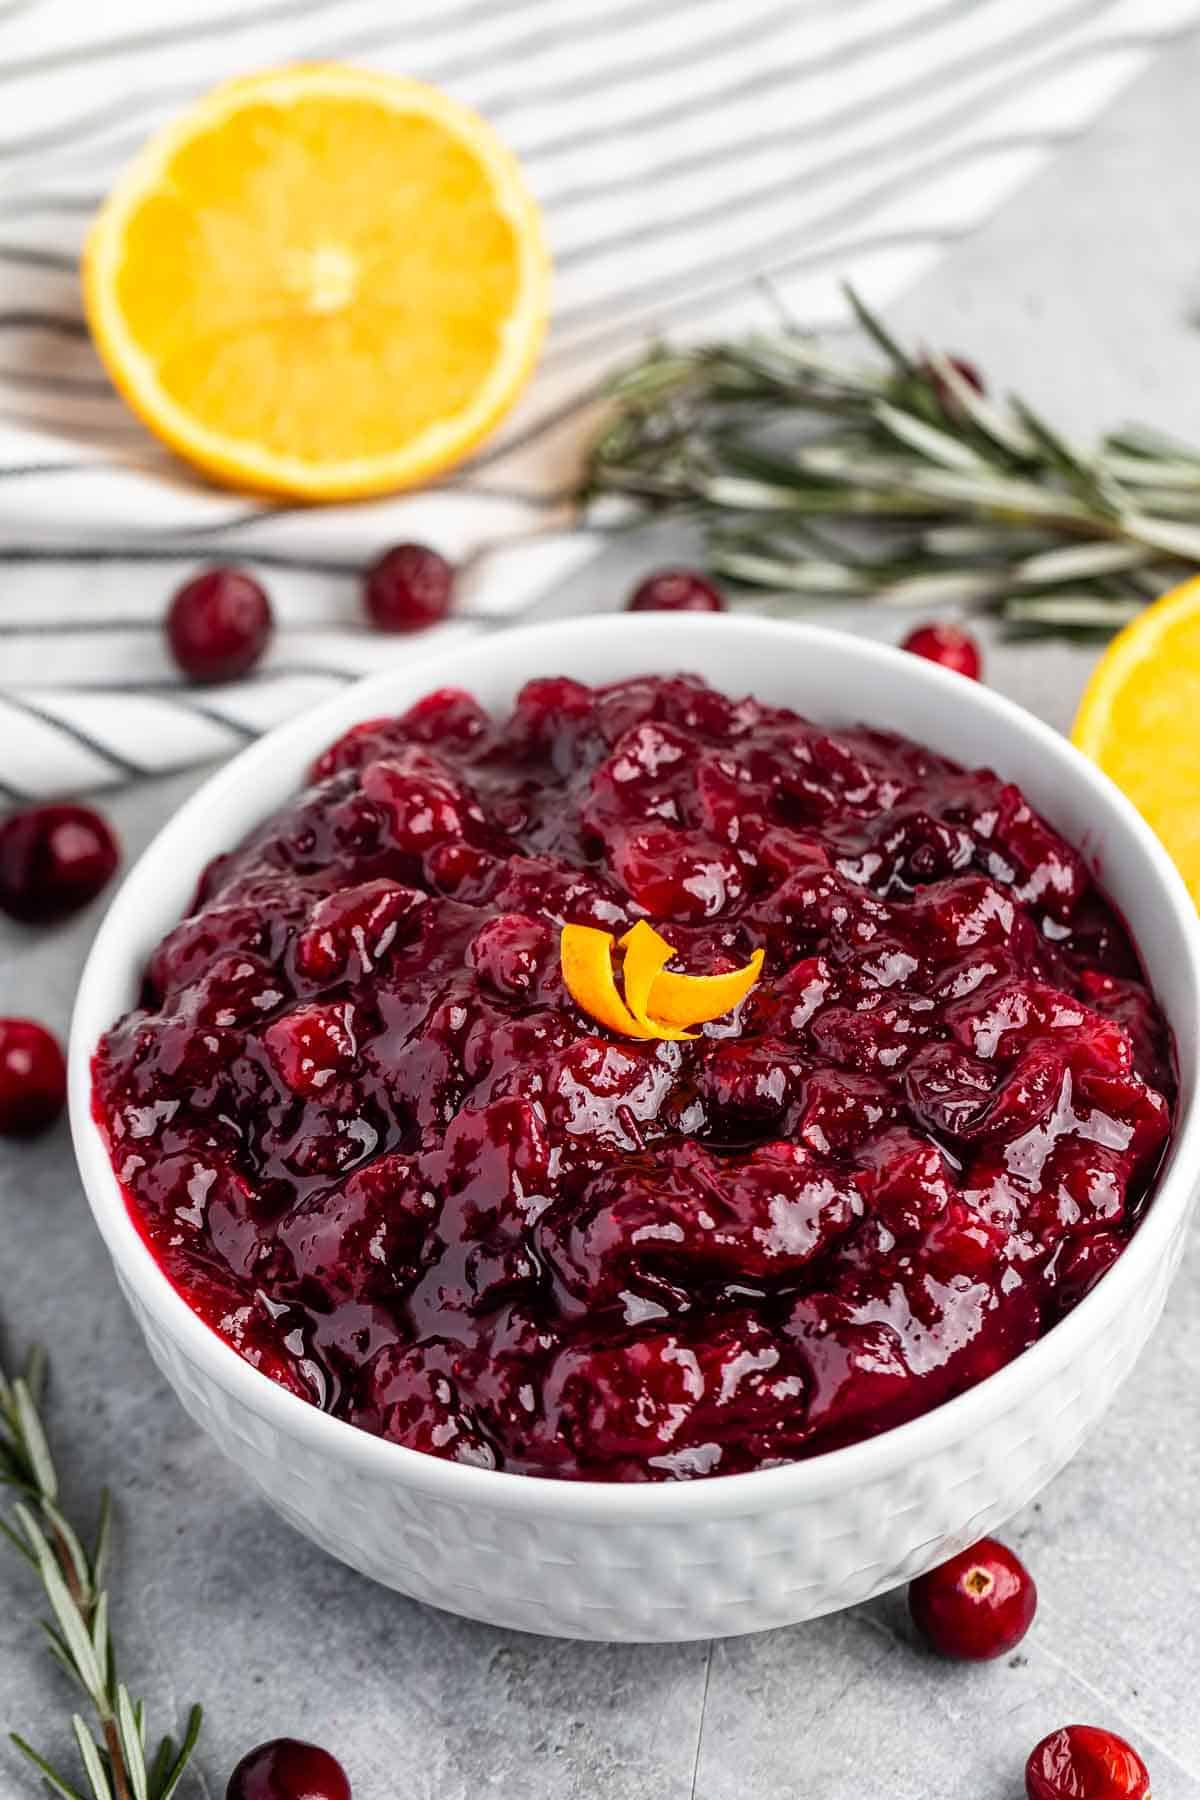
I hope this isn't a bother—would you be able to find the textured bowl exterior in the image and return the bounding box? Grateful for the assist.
[115,1216,1187,1641]
[70,616,1200,1641]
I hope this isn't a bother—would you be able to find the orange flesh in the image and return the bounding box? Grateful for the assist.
[1073,573,1200,909]
[84,67,548,496]
[560,924,651,1039]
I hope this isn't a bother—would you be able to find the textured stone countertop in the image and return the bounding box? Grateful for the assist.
[4,38,1200,1800]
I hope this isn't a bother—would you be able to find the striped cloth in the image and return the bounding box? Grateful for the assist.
[2,0,1197,798]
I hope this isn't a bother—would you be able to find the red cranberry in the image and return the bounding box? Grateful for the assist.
[166,567,273,682]
[226,1738,351,1800]
[364,543,454,633]
[0,803,119,924]
[901,622,982,680]
[1026,1726,1150,1800]
[0,1019,67,1136]
[908,1536,1036,1660]
[626,568,725,613]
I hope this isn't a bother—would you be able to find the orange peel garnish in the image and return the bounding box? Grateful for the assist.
[647,945,765,1028]
[560,920,763,1041]
[560,923,652,1039]
[617,922,696,1041]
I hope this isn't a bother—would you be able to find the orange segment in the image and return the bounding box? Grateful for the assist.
[1072,573,1200,906]
[617,922,696,1041]
[560,924,651,1040]
[648,947,765,1027]
[83,65,549,498]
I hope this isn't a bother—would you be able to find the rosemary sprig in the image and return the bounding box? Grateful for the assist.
[0,1344,203,1800]
[583,285,1200,635]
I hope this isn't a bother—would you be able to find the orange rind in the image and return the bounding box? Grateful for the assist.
[1072,573,1200,908]
[560,924,652,1039]
[560,920,763,1041]
[647,943,765,1028]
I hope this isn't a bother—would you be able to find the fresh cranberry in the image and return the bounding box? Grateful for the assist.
[226,1739,351,1800]
[364,543,454,633]
[0,803,119,924]
[166,567,273,682]
[626,568,725,613]
[1025,1726,1150,1800]
[908,1536,1036,1659]
[0,1019,67,1136]
[901,622,982,680]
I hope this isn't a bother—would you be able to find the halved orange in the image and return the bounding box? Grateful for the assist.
[83,65,549,499]
[1072,573,1200,905]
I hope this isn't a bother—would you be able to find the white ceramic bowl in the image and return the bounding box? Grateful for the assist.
[70,615,1200,1642]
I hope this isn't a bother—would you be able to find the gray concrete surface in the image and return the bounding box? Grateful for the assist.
[4,36,1200,1800]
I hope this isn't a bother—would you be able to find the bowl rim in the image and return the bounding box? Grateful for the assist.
[68,612,1200,1521]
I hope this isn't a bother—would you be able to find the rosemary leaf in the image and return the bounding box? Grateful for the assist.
[700,474,827,511]
[23,1347,48,1405]
[1121,512,1200,561]
[1,1345,204,1800]
[1104,422,1200,462]
[10,1734,89,1800]
[91,1589,111,1692]
[707,547,872,594]
[872,402,990,472]
[873,569,1003,607]
[116,1685,149,1800]
[14,1501,53,1567]
[1009,396,1091,484]
[923,354,1033,459]
[70,1716,111,1800]
[91,1491,113,1597]
[41,1498,95,1603]
[841,281,915,373]
[39,1621,94,1701]
[40,1554,107,1712]
[146,1735,175,1800]
[1013,541,1151,585]
[13,1380,57,1504]
[1003,593,1143,627]
[919,524,1053,558]
[154,1708,203,1800]
[885,466,1095,522]
[1102,454,1200,489]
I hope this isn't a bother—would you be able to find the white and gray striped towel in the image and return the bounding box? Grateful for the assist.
[2,0,1197,798]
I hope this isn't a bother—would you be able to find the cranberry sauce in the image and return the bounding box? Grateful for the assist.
[93,675,1174,1482]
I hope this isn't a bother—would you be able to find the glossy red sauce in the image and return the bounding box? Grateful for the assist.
[92,675,1174,1481]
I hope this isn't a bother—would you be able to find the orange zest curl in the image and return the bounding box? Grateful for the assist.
[560,921,763,1041]
[559,923,655,1039]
